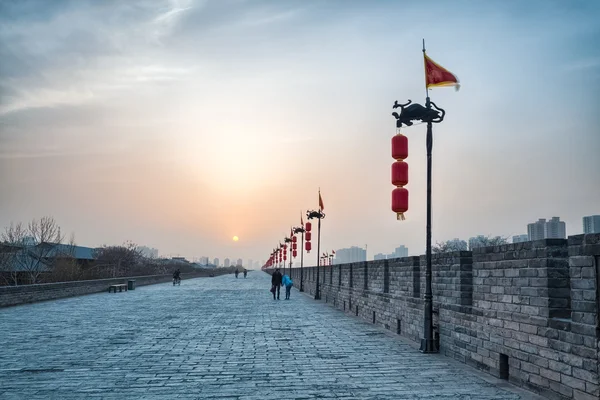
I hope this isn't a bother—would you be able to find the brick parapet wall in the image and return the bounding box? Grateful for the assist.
[265,233,600,400]
[0,270,225,308]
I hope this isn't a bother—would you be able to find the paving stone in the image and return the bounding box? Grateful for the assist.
[0,273,542,399]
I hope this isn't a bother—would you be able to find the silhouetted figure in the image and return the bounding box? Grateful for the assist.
[243,269,247,278]
[235,270,239,278]
[271,268,283,300]
[173,269,181,285]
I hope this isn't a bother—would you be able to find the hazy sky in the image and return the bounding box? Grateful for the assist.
[1,0,599,265]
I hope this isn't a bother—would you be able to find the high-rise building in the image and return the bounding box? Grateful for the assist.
[374,253,386,260]
[545,217,566,239]
[213,258,219,267]
[334,246,366,264]
[527,219,547,241]
[512,234,528,243]
[236,258,242,267]
[224,258,230,268]
[583,215,600,234]
[527,217,566,240]
[391,245,408,258]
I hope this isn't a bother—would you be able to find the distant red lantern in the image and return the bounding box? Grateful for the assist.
[392,134,408,160]
[392,187,409,220]
[305,231,312,241]
[306,222,312,232]
[293,250,297,258]
[305,241,311,252]
[292,242,297,250]
[283,244,287,250]
[283,254,287,261]
[391,161,408,187]
[292,236,297,243]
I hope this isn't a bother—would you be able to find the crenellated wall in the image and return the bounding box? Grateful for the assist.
[273,234,600,400]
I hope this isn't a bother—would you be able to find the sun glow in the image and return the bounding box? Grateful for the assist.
[232,236,239,242]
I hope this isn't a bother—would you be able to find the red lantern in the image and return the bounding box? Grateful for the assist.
[283,244,287,250]
[392,187,409,220]
[292,236,297,243]
[391,161,408,186]
[305,241,311,252]
[283,254,287,261]
[306,222,312,232]
[293,250,297,258]
[292,242,297,250]
[392,134,408,160]
[305,231,312,241]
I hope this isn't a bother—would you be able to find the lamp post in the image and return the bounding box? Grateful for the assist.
[391,94,445,355]
[293,226,305,291]
[284,236,292,277]
[307,209,325,300]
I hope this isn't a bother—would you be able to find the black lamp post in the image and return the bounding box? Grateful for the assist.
[392,95,445,354]
[293,226,305,291]
[284,236,292,277]
[307,209,325,300]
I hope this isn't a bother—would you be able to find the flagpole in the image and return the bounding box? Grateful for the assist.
[420,38,438,354]
[300,227,304,292]
[423,39,429,99]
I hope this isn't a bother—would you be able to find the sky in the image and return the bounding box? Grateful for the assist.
[1,0,599,266]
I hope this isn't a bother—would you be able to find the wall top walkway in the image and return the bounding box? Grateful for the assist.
[0,272,540,399]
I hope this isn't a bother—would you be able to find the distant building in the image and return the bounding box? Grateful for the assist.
[527,217,566,240]
[583,215,600,234]
[394,245,408,258]
[334,246,366,264]
[224,258,230,268]
[236,258,242,267]
[512,234,529,243]
[213,258,219,267]
[374,253,386,261]
[545,217,566,239]
[528,219,546,241]
[468,236,488,250]
[137,246,158,259]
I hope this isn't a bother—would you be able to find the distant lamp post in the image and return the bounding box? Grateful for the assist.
[284,235,292,276]
[293,226,305,291]
[307,209,325,300]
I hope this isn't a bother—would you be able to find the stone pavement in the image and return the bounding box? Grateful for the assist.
[0,273,543,399]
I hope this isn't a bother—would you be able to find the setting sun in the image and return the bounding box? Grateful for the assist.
[232,236,239,242]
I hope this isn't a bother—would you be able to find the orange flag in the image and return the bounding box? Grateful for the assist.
[424,52,460,91]
[319,190,324,211]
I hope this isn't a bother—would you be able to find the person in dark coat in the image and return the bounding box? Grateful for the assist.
[271,268,283,300]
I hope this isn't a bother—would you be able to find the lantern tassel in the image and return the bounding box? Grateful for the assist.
[396,212,405,221]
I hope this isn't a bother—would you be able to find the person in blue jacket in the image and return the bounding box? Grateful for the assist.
[282,274,293,300]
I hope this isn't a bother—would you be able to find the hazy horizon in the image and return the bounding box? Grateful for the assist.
[1,0,599,264]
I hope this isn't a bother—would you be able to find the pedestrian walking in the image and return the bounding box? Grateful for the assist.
[235,269,239,278]
[243,269,247,278]
[271,268,283,300]
[282,274,293,300]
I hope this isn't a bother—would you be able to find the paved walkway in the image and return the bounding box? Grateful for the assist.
[0,273,541,399]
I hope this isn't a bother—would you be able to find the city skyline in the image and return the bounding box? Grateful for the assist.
[1,1,599,262]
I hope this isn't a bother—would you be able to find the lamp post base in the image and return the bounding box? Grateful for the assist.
[419,338,438,353]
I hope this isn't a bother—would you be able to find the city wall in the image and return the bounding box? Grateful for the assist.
[268,234,600,400]
[0,270,225,308]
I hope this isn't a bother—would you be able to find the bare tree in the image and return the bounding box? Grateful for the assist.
[433,239,468,254]
[469,235,509,250]
[1,217,64,284]
[93,241,142,278]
